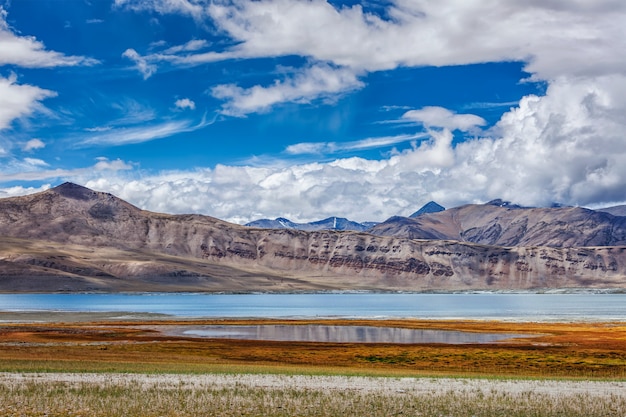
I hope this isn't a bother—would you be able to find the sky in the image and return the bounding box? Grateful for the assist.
[1,0,625,224]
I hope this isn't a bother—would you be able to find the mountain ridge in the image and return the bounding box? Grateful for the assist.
[0,183,625,292]
[245,216,376,232]
[370,201,626,248]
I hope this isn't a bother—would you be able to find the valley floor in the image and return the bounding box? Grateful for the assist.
[1,316,625,415]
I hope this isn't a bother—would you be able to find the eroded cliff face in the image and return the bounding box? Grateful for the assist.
[178,228,626,290]
[0,183,625,291]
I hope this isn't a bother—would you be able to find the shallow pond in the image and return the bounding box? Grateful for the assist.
[174,324,533,344]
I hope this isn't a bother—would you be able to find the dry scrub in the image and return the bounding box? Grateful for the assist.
[1,372,625,417]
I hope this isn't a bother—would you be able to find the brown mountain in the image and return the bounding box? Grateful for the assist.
[0,183,625,292]
[598,205,626,217]
[370,200,626,247]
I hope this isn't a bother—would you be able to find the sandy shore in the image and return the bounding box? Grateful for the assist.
[1,372,625,398]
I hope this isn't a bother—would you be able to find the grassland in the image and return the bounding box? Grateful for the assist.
[1,372,625,417]
[0,317,625,416]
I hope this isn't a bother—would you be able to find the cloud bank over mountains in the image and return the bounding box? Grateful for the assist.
[1,1,626,223]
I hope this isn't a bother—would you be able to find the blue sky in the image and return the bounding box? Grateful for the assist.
[1,0,625,223]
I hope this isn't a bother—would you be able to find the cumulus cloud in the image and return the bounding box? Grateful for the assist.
[70,72,626,223]
[0,7,98,67]
[0,183,51,198]
[458,74,626,206]
[72,130,459,224]
[9,1,622,222]
[0,158,132,183]
[211,63,364,116]
[174,98,196,110]
[0,74,57,130]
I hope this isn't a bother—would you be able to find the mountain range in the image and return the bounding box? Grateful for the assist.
[370,199,626,247]
[245,217,377,232]
[0,182,624,292]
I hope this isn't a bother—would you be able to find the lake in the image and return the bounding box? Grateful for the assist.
[0,292,624,321]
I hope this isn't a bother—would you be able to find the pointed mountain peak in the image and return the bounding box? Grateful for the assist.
[51,182,99,201]
[410,201,445,218]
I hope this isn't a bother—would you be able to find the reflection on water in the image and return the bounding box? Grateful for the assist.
[180,325,532,344]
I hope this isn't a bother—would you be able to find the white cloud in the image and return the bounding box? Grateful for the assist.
[457,74,626,206]
[122,48,157,79]
[285,133,429,155]
[69,72,626,223]
[114,0,206,21]
[0,158,132,183]
[0,74,57,130]
[110,99,157,125]
[174,98,196,110]
[3,1,622,222]
[22,138,45,152]
[201,0,626,79]
[78,118,207,147]
[0,184,51,198]
[163,39,208,54]
[211,63,364,116]
[120,1,626,116]
[0,7,98,67]
[22,157,48,167]
[401,107,486,132]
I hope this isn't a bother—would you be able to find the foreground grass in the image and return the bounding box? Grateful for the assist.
[1,373,625,417]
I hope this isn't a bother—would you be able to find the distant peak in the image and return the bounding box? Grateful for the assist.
[410,201,445,218]
[51,182,97,201]
[54,181,83,189]
[486,199,525,209]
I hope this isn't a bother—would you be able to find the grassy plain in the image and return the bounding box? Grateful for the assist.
[0,317,625,416]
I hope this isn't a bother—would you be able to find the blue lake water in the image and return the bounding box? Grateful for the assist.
[0,293,624,321]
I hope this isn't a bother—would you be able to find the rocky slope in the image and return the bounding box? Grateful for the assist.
[371,200,626,248]
[0,183,625,292]
[598,205,626,217]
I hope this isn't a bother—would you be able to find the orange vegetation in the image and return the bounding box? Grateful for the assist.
[0,319,625,378]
